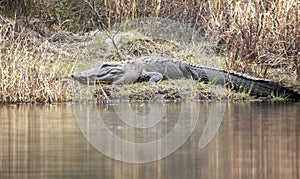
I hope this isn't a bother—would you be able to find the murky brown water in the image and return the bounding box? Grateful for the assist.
[0,102,299,179]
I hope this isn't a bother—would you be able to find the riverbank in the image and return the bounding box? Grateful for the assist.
[0,16,299,103]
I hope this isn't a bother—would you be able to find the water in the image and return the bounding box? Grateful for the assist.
[0,102,299,179]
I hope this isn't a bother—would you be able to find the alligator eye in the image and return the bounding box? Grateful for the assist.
[101,63,119,68]
[110,71,118,74]
[101,64,110,68]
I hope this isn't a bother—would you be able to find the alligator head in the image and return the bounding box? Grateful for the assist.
[72,62,126,84]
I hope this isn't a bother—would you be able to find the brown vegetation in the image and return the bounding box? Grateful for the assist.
[0,0,299,103]
[0,17,76,103]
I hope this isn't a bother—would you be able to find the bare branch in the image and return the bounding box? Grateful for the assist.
[84,0,125,60]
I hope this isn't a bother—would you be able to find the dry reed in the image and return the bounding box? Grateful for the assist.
[0,0,298,103]
[0,18,75,103]
[1,1,298,77]
[98,0,299,80]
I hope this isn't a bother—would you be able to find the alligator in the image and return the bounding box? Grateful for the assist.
[72,56,300,100]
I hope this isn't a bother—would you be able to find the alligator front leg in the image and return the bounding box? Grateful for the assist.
[113,70,140,84]
[142,71,164,84]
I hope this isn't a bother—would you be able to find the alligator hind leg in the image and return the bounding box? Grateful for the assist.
[190,69,200,80]
[180,62,199,80]
[142,71,164,84]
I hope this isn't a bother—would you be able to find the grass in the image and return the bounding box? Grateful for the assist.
[0,0,299,103]
[2,1,298,77]
[92,79,210,102]
[0,18,75,103]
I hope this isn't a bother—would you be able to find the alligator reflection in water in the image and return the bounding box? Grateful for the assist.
[74,101,225,163]
[0,102,299,178]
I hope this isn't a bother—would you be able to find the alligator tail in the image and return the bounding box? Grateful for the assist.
[190,64,300,101]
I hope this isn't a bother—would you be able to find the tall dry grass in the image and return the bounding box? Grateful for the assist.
[95,0,299,80]
[0,0,298,103]
[0,18,74,103]
[3,0,296,79]
[205,0,299,79]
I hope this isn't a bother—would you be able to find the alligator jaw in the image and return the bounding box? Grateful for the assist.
[71,71,95,84]
[72,62,125,84]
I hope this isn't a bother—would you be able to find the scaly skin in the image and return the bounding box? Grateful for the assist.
[72,56,199,84]
[72,56,300,100]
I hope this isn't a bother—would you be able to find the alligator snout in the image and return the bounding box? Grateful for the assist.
[71,71,98,85]
[72,63,126,85]
[71,72,88,81]
[71,72,83,78]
